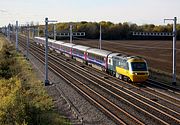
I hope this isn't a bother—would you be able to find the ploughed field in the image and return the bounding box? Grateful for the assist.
[72,39,180,77]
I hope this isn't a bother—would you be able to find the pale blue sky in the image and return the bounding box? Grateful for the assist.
[0,0,179,26]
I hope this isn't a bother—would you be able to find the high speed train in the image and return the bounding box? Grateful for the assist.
[34,37,149,83]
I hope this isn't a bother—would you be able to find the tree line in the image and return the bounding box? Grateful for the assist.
[43,21,180,40]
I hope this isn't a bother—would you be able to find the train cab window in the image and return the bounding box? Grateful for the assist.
[131,62,147,71]
[124,62,129,70]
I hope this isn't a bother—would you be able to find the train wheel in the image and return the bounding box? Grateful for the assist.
[116,72,119,78]
[127,77,132,83]
[119,74,123,80]
[113,72,116,77]
[123,76,127,81]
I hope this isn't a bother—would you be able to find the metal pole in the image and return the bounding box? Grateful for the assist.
[54,24,56,40]
[45,17,50,86]
[32,28,35,40]
[5,26,8,37]
[32,28,34,38]
[4,26,7,36]
[172,17,177,85]
[16,21,19,51]
[70,24,72,43]
[37,27,40,37]
[99,24,102,49]
[8,24,10,40]
[12,25,14,34]
[26,24,30,60]
[164,17,177,85]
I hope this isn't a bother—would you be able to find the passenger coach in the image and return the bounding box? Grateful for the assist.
[61,43,75,57]
[72,45,90,63]
[50,41,64,53]
[86,48,112,71]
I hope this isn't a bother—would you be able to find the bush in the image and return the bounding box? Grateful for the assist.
[0,37,71,125]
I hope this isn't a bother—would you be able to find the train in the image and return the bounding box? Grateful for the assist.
[34,37,149,83]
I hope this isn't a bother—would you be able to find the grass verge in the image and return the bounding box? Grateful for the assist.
[0,34,71,125]
[149,67,180,86]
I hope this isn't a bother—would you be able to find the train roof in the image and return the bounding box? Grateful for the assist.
[50,39,64,45]
[34,37,45,40]
[35,37,56,43]
[48,39,56,43]
[112,54,144,61]
[62,42,75,48]
[55,40,64,44]
[108,53,122,58]
[72,45,90,51]
[87,48,112,57]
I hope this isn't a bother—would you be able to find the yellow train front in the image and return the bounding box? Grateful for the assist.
[107,54,149,83]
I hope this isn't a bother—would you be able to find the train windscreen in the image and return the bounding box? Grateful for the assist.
[131,62,147,71]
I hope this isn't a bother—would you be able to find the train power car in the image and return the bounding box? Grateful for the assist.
[86,48,112,71]
[108,54,149,82]
[107,53,121,76]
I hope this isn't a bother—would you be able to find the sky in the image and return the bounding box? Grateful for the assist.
[0,0,180,26]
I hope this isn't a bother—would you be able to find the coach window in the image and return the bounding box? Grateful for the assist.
[81,51,83,56]
[74,49,76,53]
[97,56,100,61]
[94,54,97,60]
[100,56,104,61]
[97,55,100,60]
[89,53,93,59]
[99,56,103,61]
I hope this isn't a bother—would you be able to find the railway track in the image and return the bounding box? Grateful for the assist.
[77,63,180,111]
[146,79,180,92]
[17,35,141,125]
[11,34,180,125]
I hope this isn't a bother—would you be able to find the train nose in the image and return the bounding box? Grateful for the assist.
[131,72,149,82]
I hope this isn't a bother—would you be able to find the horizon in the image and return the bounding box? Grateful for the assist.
[0,0,180,27]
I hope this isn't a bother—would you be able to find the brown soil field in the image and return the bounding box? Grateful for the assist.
[70,39,180,80]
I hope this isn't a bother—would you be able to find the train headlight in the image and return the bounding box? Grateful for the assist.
[132,72,137,75]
